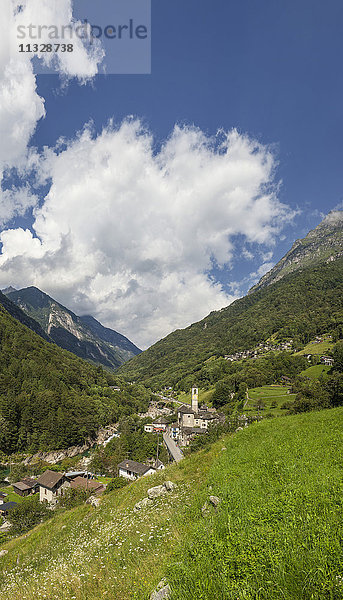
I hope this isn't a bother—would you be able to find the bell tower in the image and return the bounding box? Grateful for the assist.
[191,386,199,414]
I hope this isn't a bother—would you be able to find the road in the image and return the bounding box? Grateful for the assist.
[163,432,184,463]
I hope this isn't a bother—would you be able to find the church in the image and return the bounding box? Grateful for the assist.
[176,386,218,445]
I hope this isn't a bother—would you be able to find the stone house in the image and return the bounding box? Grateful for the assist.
[37,470,70,504]
[117,460,156,481]
[12,477,39,497]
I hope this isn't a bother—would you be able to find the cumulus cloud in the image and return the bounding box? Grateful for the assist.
[0,0,103,220]
[0,120,296,347]
[0,185,38,225]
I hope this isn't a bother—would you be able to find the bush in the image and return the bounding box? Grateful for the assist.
[58,488,90,509]
[7,496,51,534]
[105,477,129,494]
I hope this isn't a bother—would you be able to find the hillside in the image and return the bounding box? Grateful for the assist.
[0,301,150,454]
[0,291,49,342]
[0,407,342,599]
[250,209,343,293]
[4,286,141,369]
[119,258,343,388]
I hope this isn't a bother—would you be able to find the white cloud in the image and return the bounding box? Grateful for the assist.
[0,120,296,348]
[0,0,103,220]
[0,185,38,226]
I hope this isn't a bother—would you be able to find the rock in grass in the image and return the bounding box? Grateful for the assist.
[150,578,171,599]
[134,497,154,511]
[86,495,101,508]
[147,485,168,499]
[209,495,221,508]
[163,480,177,491]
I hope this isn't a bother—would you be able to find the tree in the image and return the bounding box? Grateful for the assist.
[7,496,51,534]
[332,342,343,373]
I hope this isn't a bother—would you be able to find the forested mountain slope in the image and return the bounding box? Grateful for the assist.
[0,302,150,454]
[119,259,343,388]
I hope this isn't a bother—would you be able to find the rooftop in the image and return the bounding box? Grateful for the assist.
[37,470,65,489]
[178,405,195,414]
[70,477,105,493]
[0,502,17,512]
[117,460,153,476]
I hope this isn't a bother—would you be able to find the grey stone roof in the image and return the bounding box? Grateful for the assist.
[0,502,17,512]
[37,470,65,490]
[178,405,195,414]
[117,460,153,476]
[182,427,207,435]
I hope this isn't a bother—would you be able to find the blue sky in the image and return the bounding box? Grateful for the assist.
[34,0,342,270]
[0,0,342,346]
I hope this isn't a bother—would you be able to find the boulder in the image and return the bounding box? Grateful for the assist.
[150,579,171,600]
[163,481,177,492]
[134,497,153,511]
[86,495,101,508]
[209,495,221,508]
[147,485,168,500]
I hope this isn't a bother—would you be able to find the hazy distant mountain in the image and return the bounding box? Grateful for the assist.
[249,210,343,294]
[3,286,141,369]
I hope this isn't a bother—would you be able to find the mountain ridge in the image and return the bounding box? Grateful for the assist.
[249,209,343,293]
[3,286,141,369]
[119,212,343,388]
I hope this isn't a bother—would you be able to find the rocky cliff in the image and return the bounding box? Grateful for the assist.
[249,210,343,294]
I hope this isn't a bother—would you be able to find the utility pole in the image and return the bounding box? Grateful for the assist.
[156,432,159,464]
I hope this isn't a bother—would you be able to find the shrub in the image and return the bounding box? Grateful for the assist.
[105,477,129,494]
[58,488,90,509]
[7,496,51,534]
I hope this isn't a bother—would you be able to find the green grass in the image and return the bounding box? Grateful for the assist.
[300,364,331,380]
[296,339,334,356]
[0,408,342,599]
[244,385,296,416]
[0,487,24,504]
[168,407,343,599]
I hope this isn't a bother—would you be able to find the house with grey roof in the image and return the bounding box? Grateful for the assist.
[117,460,156,481]
[175,386,220,446]
[37,470,70,504]
[12,477,39,497]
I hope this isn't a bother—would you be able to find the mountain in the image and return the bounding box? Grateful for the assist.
[3,286,141,370]
[0,290,50,342]
[119,256,343,389]
[249,209,343,293]
[0,298,150,454]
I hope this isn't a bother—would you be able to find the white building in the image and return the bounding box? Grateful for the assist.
[117,460,156,481]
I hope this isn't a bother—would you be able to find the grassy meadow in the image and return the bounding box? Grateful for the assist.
[0,408,342,599]
[244,385,296,416]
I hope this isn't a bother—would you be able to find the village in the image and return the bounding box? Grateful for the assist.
[0,386,225,528]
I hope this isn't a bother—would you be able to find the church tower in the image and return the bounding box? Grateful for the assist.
[191,386,199,414]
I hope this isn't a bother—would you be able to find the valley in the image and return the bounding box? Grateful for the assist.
[0,211,342,599]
